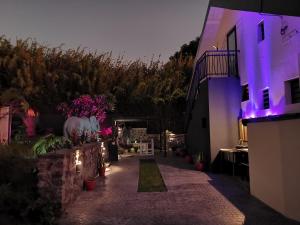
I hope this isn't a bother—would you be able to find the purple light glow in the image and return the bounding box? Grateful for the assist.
[250,112,256,118]
[242,94,284,119]
[239,12,261,119]
[243,108,280,119]
[243,110,269,119]
[265,110,272,117]
[239,12,285,119]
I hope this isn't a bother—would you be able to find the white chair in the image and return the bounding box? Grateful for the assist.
[148,139,154,156]
[139,139,154,156]
[139,142,148,155]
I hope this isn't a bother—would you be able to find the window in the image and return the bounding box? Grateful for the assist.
[242,84,249,102]
[238,119,248,142]
[227,26,238,77]
[258,21,265,42]
[263,89,270,109]
[290,78,300,104]
[201,118,207,128]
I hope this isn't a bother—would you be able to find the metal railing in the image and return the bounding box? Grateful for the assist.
[185,50,239,130]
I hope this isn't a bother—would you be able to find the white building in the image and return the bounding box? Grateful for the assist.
[186,0,300,221]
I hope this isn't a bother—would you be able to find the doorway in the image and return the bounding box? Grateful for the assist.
[227,26,238,76]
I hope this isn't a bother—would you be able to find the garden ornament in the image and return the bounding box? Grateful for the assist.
[63,116,100,139]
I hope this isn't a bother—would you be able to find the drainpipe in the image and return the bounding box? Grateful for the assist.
[259,0,263,13]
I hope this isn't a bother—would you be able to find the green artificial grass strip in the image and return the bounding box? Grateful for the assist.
[138,159,167,192]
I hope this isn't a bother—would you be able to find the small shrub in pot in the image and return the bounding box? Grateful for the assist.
[184,154,193,164]
[84,177,96,191]
[194,152,205,171]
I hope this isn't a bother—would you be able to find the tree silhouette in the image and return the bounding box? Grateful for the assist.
[0,36,198,132]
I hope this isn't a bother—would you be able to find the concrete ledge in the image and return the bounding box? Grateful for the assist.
[242,113,300,125]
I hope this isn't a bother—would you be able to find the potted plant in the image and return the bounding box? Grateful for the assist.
[84,177,96,191]
[32,134,72,156]
[99,160,106,177]
[98,147,106,177]
[175,147,182,156]
[184,154,193,164]
[194,152,205,171]
[90,131,98,142]
[70,129,80,146]
[178,147,187,157]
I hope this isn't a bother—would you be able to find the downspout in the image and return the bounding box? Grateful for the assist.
[259,0,263,13]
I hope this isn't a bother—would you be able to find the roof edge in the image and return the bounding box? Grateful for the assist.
[186,3,211,101]
[187,0,300,101]
[210,0,300,17]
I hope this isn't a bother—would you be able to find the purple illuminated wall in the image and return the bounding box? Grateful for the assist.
[233,10,300,119]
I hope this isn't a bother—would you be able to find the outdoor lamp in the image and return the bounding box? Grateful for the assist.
[75,150,82,173]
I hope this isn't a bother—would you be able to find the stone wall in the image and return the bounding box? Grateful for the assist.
[37,143,100,210]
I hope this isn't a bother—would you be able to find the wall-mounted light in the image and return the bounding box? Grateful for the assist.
[100,142,106,156]
[75,150,82,173]
[265,110,272,117]
[250,112,256,119]
[212,45,218,50]
[117,127,122,136]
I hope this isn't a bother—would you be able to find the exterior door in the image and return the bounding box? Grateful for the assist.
[227,26,238,76]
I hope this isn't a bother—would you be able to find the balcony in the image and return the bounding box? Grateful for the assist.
[185,50,239,128]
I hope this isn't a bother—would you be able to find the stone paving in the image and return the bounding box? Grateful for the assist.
[58,153,300,225]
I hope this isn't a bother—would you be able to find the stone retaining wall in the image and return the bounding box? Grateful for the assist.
[37,143,100,210]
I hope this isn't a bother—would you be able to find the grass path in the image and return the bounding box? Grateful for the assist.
[138,159,167,192]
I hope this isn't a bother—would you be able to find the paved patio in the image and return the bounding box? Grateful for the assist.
[58,153,300,225]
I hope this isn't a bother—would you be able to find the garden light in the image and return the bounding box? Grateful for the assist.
[75,150,82,173]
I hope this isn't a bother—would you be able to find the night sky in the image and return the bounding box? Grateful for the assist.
[0,0,209,62]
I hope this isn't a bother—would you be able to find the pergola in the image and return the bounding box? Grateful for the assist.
[112,116,167,156]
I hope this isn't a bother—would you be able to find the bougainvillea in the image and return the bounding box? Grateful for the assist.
[99,127,112,137]
[57,95,109,122]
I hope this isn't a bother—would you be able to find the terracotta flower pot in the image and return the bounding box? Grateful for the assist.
[179,151,186,157]
[175,148,182,156]
[195,162,205,171]
[85,178,96,191]
[185,155,193,164]
[99,167,105,177]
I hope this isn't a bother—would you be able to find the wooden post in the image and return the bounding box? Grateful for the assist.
[159,119,162,152]
[164,129,167,157]
[0,106,11,144]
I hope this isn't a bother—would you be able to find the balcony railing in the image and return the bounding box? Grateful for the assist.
[185,50,239,129]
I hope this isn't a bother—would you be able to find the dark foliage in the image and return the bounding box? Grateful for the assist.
[0,36,197,132]
[0,146,59,225]
[169,37,199,61]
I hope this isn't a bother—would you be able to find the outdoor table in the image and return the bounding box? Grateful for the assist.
[220,148,237,176]
[219,148,248,176]
[108,141,118,161]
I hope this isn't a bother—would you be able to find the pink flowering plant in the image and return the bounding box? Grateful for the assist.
[99,127,112,137]
[57,95,110,123]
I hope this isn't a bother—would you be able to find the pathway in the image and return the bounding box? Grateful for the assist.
[58,154,300,225]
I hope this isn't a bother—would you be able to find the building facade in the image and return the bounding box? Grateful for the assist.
[186,0,300,221]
